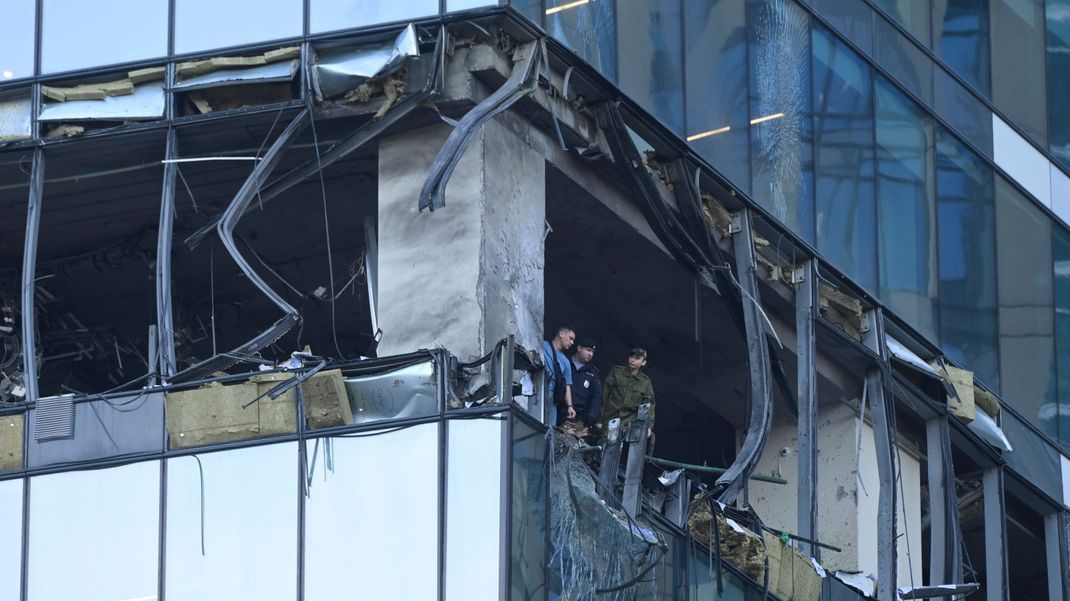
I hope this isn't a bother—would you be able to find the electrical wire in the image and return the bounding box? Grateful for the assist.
[308,110,345,361]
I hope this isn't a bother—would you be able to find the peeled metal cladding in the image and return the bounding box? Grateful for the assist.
[312,23,420,101]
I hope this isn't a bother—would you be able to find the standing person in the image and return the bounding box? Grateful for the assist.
[599,347,654,438]
[543,325,576,426]
[570,336,603,435]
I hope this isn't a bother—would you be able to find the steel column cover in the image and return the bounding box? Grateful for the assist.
[621,403,651,517]
[983,466,1008,601]
[926,419,948,584]
[598,418,622,503]
[155,127,178,380]
[716,208,774,506]
[795,259,818,557]
[861,309,898,600]
[20,148,45,403]
[1044,512,1064,601]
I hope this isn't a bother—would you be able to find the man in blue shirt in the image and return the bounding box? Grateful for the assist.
[543,325,575,426]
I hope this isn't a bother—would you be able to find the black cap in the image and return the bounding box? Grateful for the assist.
[629,347,647,358]
[576,335,598,348]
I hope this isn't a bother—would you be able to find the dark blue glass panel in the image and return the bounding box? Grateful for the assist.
[933,67,993,159]
[547,0,616,82]
[996,175,1056,436]
[1053,226,1070,447]
[935,128,998,389]
[1048,0,1070,170]
[813,0,874,56]
[933,0,991,95]
[876,77,938,341]
[511,417,547,601]
[511,0,543,28]
[747,0,815,243]
[873,0,932,46]
[618,0,684,134]
[873,16,934,108]
[991,0,1048,146]
[684,0,750,192]
[812,26,877,294]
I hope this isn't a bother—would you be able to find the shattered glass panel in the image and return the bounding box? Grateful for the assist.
[684,0,750,192]
[175,0,302,55]
[165,443,298,601]
[933,0,991,96]
[27,461,160,601]
[447,417,504,601]
[311,0,437,33]
[812,26,877,294]
[617,0,684,134]
[996,174,1056,437]
[0,94,32,141]
[876,77,938,342]
[747,0,815,243]
[1048,0,1070,170]
[547,0,617,82]
[0,479,22,601]
[343,359,438,425]
[991,0,1048,146]
[27,391,164,467]
[512,417,547,601]
[304,425,439,600]
[0,0,34,81]
[42,0,167,74]
[936,128,998,390]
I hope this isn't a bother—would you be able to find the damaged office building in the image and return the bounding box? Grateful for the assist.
[3,1,1070,600]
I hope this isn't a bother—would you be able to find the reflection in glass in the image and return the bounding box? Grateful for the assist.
[873,16,934,107]
[685,0,750,192]
[996,175,1056,437]
[311,0,437,33]
[991,0,1048,146]
[511,418,547,601]
[166,443,298,601]
[28,461,160,601]
[936,128,998,389]
[447,418,504,601]
[0,0,34,80]
[1003,409,1063,499]
[304,425,439,600]
[0,479,22,601]
[747,0,815,242]
[812,26,877,294]
[1053,226,1070,447]
[41,0,167,73]
[618,0,684,134]
[876,78,938,341]
[1048,0,1070,169]
[813,0,874,56]
[933,0,990,95]
[874,0,932,46]
[689,543,746,599]
[933,68,993,159]
[175,0,302,54]
[546,0,617,81]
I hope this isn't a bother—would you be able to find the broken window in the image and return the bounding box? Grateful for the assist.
[0,0,35,81]
[39,68,166,136]
[310,0,437,33]
[165,443,298,600]
[27,461,160,601]
[0,152,31,404]
[33,131,165,397]
[0,91,33,142]
[174,47,301,116]
[1005,486,1054,600]
[949,443,987,598]
[0,478,22,601]
[303,425,439,600]
[41,0,167,74]
[174,0,302,55]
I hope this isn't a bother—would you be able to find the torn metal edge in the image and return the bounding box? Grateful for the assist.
[156,127,178,381]
[20,148,44,403]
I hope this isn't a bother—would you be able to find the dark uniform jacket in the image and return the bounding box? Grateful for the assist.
[601,365,655,429]
[570,360,602,425]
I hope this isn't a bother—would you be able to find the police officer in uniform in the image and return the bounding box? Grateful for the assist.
[569,336,602,432]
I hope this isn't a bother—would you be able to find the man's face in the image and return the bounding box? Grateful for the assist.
[575,344,595,363]
[556,329,575,350]
[627,354,647,371]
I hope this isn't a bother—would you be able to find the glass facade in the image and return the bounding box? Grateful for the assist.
[175,0,303,54]
[0,479,22,601]
[1054,225,1070,446]
[546,0,616,81]
[991,0,1049,146]
[310,0,438,32]
[511,417,547,601]
[0,0,35,81]
[618,0,684,135]
[41,0,168,74]
[933,0,991,95]
[1049,0,1070,169]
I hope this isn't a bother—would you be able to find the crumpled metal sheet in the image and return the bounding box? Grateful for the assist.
[344,359,437,424]
[313,23,419,100]
[885,336,939,377]
[38,81,165,122]
[0,95,32,140]
[173,59,299,91]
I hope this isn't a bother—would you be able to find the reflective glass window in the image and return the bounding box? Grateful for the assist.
[0,0,34,80]
[812,0,874,57]
[747,0,815,242]
[41,0,167,74]
[1053,225,1070,446]
[933,67,993,159]
[996,175,1056,437]
[447,418,504,601]
[873,16,934,107]
[304,425,439,600]
[512,0,544,26]
[449,0,496,10]
[933,0,990,95]
[175,0,303,55]
[876,77,938,342]
[0,479,22,601]
[618,0,684,134]
[991,0,1048,146]
[166,443,298,601]
[873,0,932,46]
[935,128,998,389]
[546,0,617,81]
[311,0,438,33]
[684,0,750,192]
[27,461,160,601]
[1048,0,1070,170]
[511,417,547,600]
[812,25,877,294]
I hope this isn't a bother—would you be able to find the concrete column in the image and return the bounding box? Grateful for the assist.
[377,120,545,360]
